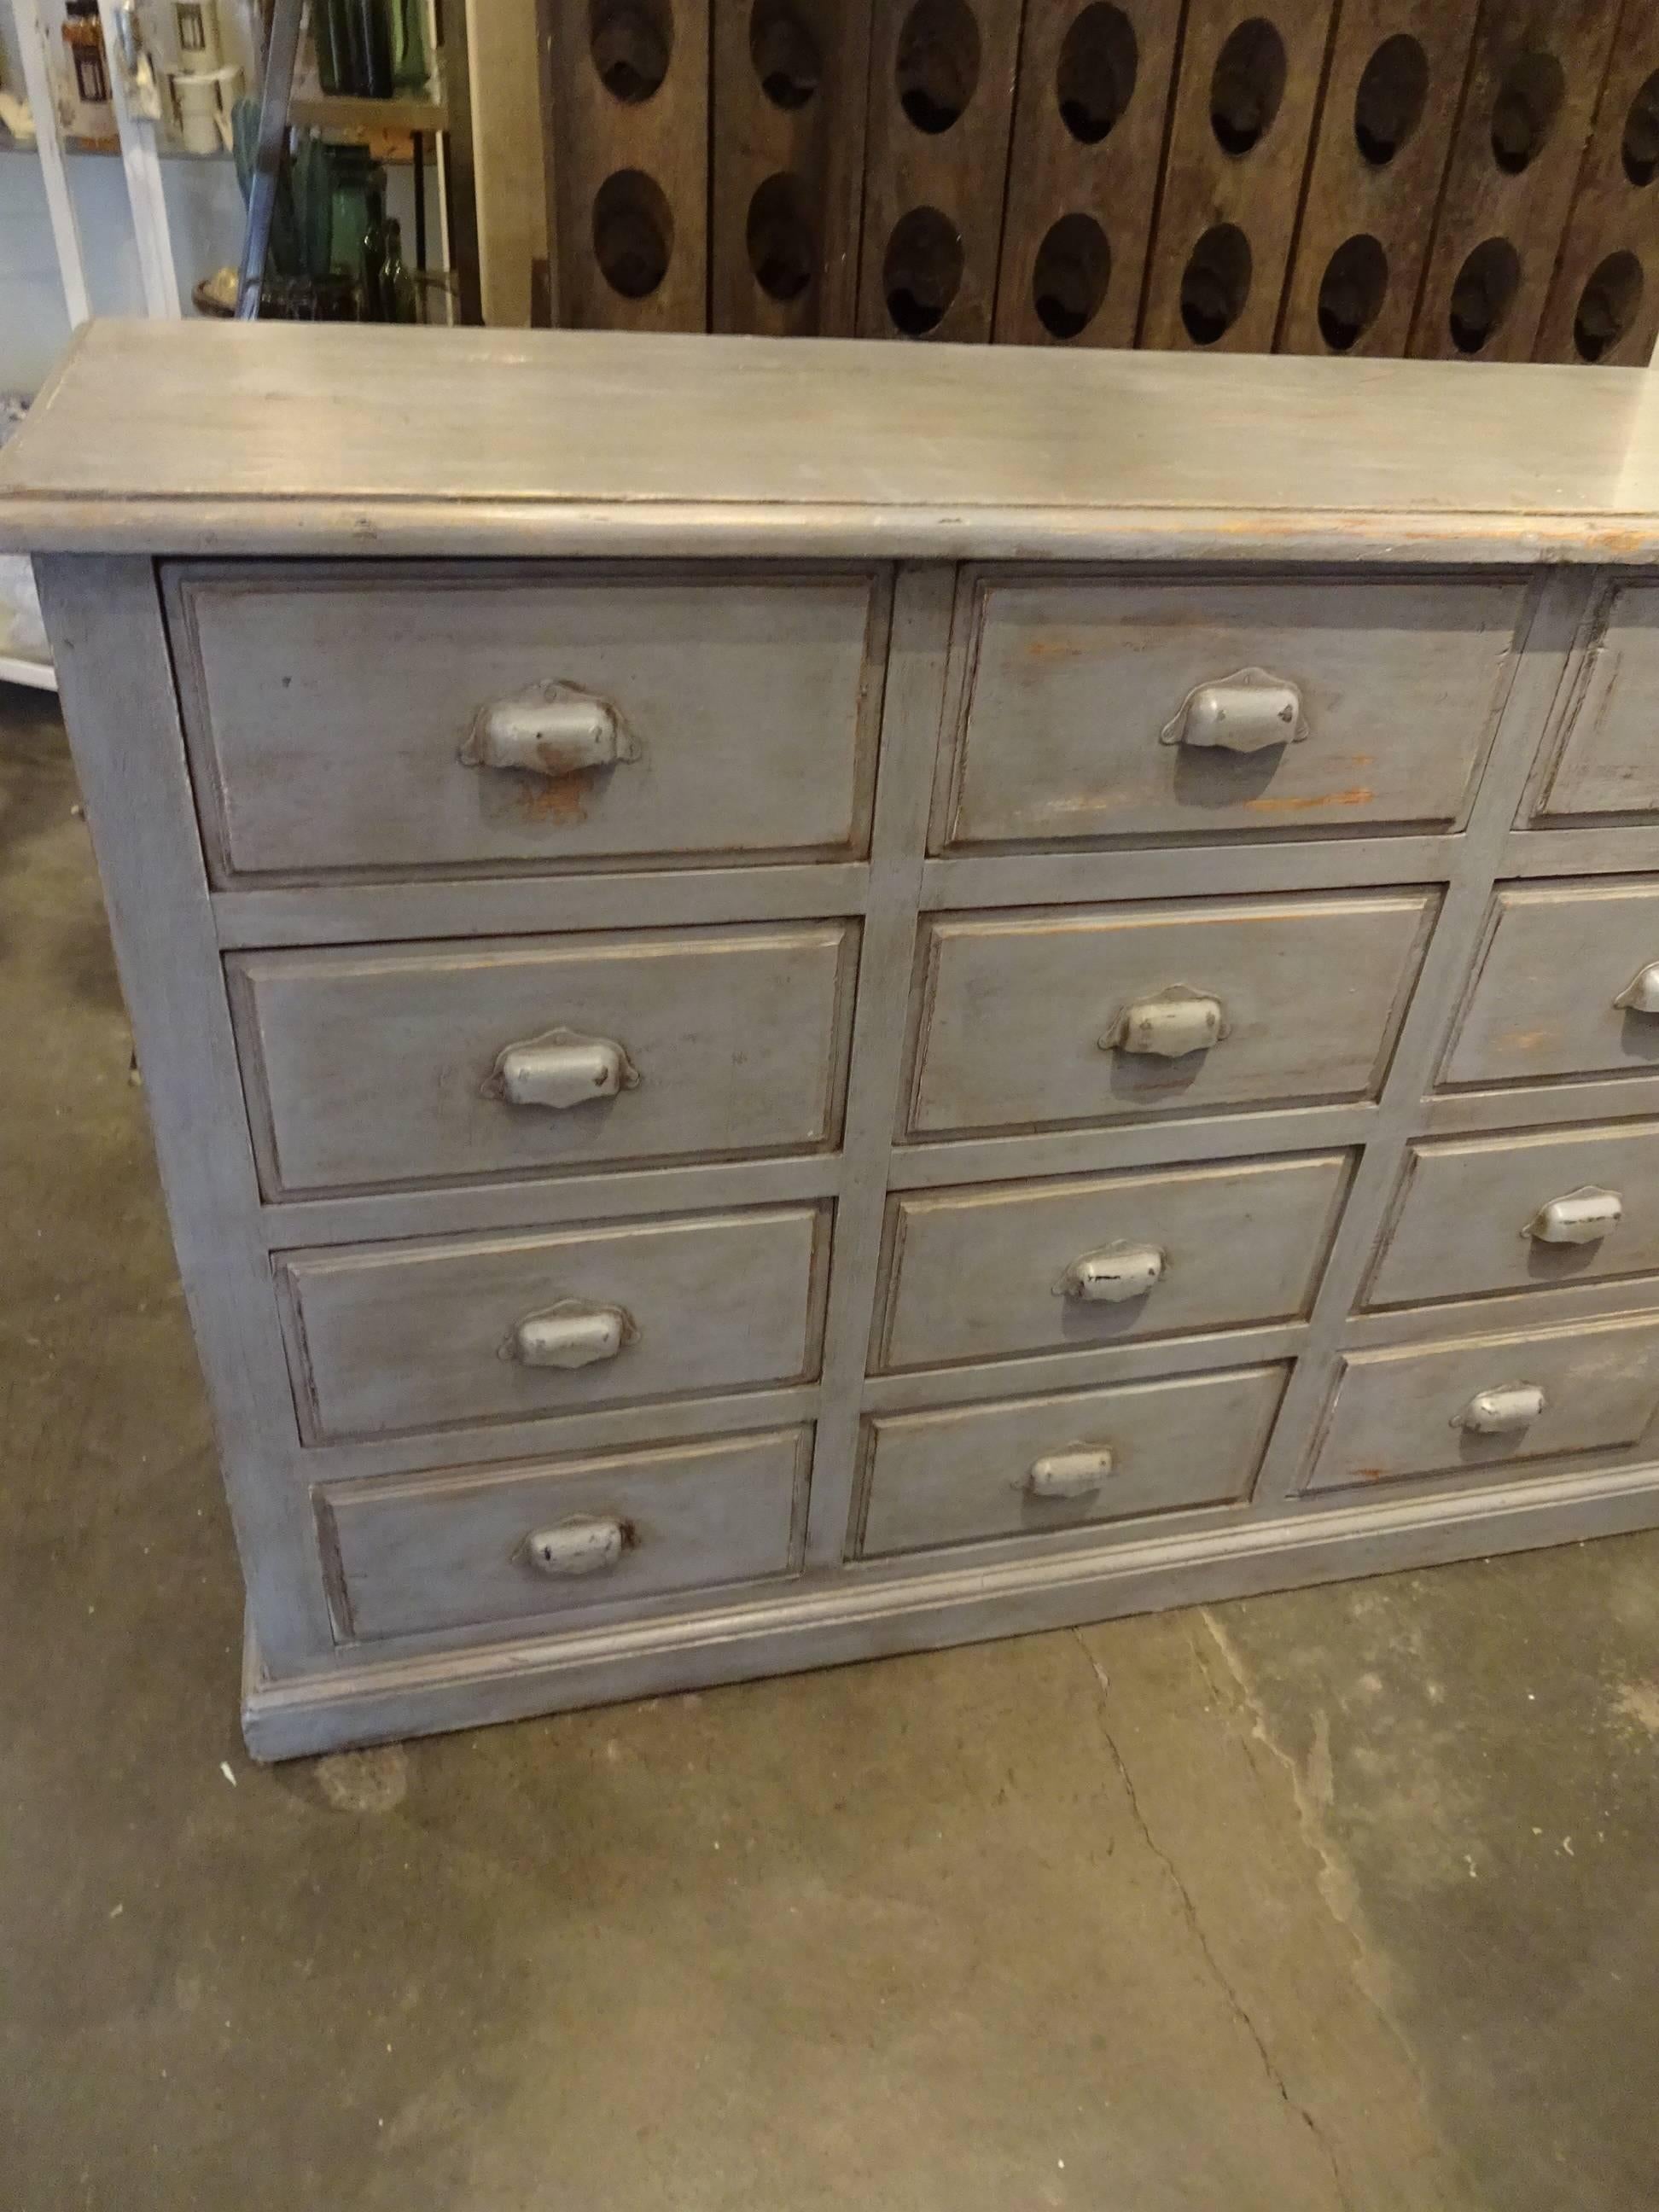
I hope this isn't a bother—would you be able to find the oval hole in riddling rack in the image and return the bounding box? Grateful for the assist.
[1490,51,1563,177]
[883,205,964,334]
[1210,18,1285,155]
[588,0,673,103]
[1033,212,1111,338]
[1056,3,1138,146]
[750,0,821,110]
[592,169,674,298]
[1574,250,1644,362]
[1317,233,1388,351]
[747,173,816,301]
[895,0,981,134]
[1447,236,1520,353]
[1625,69,1659,188]
[1353,33,1428,166]
[1180,223,1251,342]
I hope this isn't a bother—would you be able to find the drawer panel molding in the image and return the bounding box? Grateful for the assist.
[1365,1121,1659,1311]
[1305,1313,1659,1493]
[318,1427,811,1641]
[230,923,858,1198]
[905,892,1437,1139]
[1440,882,1659,1092]
[277,1205,831,1444]
[934,572,1529,851]
[858,1362,1289,1557]
[1525,581,1659,824]
[874,1150,1352,1371]
[167,563,889,881]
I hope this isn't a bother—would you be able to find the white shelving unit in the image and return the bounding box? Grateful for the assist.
[3,0,189,690]
[0,648,56,690]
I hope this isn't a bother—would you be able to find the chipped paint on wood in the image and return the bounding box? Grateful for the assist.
[1244,787,1376,813]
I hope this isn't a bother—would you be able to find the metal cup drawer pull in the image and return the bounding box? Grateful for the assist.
[1159,667,1309,754]
[523,1516,629,1578]
[459,679,642,779]
[503,1298,638,1370]
[1524,1186,1624,1246]
[481,1026,642,1110]
[1103,984,1230,1060]
[1452,1382,1547,1436]
[1614,963,1659,1016]
[1057,1243,1167,1303]
[1027,1447,1115,1499]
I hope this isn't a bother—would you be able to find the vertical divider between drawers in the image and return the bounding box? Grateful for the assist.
[1248,566,1602,1504]
[803,565,957,1566]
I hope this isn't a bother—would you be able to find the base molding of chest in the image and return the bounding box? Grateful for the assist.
[242,1450,1659,1761]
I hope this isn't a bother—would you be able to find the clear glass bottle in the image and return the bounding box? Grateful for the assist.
[379,217,418,323]
[360,182,388,319]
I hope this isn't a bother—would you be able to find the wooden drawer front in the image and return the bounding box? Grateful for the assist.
[936,573,1527,851]
[1441,883,1659,1091]
[859,1365,1287,1557]
[1531,585,1659,822]
[277,1206,830,1445]
[230,923,856,1199]
[1307,1315,1659,1494]
[319,1428,809,1642]
[166,565,885,881]
[1366,1123,1659,1311]
[906,894,1435,1139]
[874,1153,1349,1373]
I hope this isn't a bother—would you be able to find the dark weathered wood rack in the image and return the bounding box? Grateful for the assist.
[536,0,1659,364]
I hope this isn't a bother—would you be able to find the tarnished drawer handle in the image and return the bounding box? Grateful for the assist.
[1452,1382,1546,1436]
[1057,1243,1166,1303]
[1027,1447,1115,1499]
[481,1026,642,1110]
[1614,963,1659,1016]
[459,680,641,779]
[524,1516,628,1578]
[1524,1186,1623,1246]
[503,1299,637,1370]
[1159,667,1308,754]
[1103,985,1230,1060]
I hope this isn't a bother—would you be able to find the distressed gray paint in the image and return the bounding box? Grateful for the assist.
[12,328,1659,1755]
[1306,1313,1659,1493]
[1365,1121,1659,1310]
[166,564,888,880]
[320,1429,809,1641]
[277,1206,830,1443]
[874,1154,1349,1371]
[905,894,1436,1138]
[859,1365,1288,1557]
[935,573,1526,849]
[229,923,856,1196]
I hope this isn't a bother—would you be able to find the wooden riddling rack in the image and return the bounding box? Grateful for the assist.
[536,0,1659,364]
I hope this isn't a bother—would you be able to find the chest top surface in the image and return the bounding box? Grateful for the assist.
[5,320,1659,566]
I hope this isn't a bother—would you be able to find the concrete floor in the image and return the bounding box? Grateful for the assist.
[3,684,1658,2210]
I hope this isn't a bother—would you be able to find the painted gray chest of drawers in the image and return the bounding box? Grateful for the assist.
[11,322,1659,1757]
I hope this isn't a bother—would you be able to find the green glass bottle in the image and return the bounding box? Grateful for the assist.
[313,0,349,93]
[390,0,429,91]
[349,0,392,96]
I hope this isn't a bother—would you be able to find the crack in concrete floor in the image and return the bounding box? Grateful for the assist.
[1074,1627,1359,2212]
